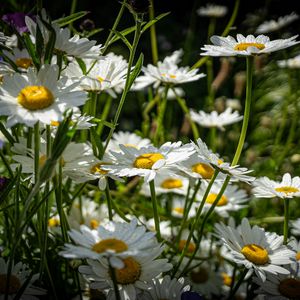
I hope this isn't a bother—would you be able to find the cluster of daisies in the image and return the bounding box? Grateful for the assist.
[0,3,300,300]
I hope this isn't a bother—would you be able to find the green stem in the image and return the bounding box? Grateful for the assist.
[34,122,40,184]
[173,171,219,276]
[209,127,217,152]
[96,95,112,135]
[103,16,143,155]
[105,184,113,221]
[284,198,289,244]
[231,56,253,166]
[149,0,158,65]
[109,263,121,300]
[149,180,161,242]
[227,268,248,300]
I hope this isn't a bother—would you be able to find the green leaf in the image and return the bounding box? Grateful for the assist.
[93,118,115,129]
[110,29,132,50]
[53,11,89,27]
[0,174,19,206]
[86,28,103,38]
[108,25,136,46]
[141,12,170,33]
[90,127,104,158]
[35,23,44,60]
[75,57,87,74]
[126,53,144,92]
[23,33,40,69]
[41,20,57,64]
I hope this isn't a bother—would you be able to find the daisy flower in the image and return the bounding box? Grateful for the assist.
[133,49,205,90]
[192,138,255,184]
[0,257,45,300]
[253,271,300,299]
[106,131,152,153]
[140,173,189,196]
[190,108,243,131]
[198,182,248,218]
[0,64,87,127]
[145,218,172,239]
[104,141,194,183]
[252,173,300,199]
[0,62,15,78]
[25,16,102,59]
[256,12,299,34]
[278,54,300,69]
[141,276,190,300]
[201,34,299,57]
[79,248,172,300]
[60,218,159,268]
[0,32,9,47]
[64,53,128,97]
[215,218,295,281]
[3,48,33,71]
[171,196,197,219]
[197,3,227,18]
[291,219,300,236]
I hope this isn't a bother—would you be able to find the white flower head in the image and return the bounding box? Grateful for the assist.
[215,218,296,281]
[197,3,228,18]
[278,54,300,69]
[0,65,87,127]
[252,173,300,199]
[104,141,195,183]
[201,34,299,57]
[291,219,300,236]
[60,218,159,268]
[133,49,205,90]
[191,107,243,131]
[256,12,299,34]
[0,257,45,299]
[171,195,197,219]
[3,48,33,71]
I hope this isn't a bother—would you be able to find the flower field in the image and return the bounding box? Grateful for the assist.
[1,0,300,299]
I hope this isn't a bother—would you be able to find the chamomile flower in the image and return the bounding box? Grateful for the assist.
[256,12,299,34]
[0,62,15,78]
[60,218,158,268]
[79,248,172,300]
[25,16,102,59]
[191,108,243,131]
[0,64,87,127]
[215,218,295,281]
[64,53,128,97]
[171,196,197,219]
[133,49,205,90]
[3,48,33,71]
[0,257,45,300]
[278,54,300,69]
[197,3,227,18]
[192,138,255,184]
[0,32,9,47]
[253,271,300,300]
[291,219,300,236]
[145,218,172,239]
[142,276,190,300]
[201,34,299,57]
[252,173,300,199]
[104,142,194,183]
[140,173,189,196]
[107,131,152,153]
[198,182,248,218]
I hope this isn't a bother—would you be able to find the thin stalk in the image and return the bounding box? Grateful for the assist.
[103,16,143,154]
[149,180,161,242]
[209,126,217,152]
[231,56,253,166]
[109,263,121,300]
[172,171,219,276]
[227,268,248,300]
[96,95,112,135]
[149,0,158,65]
[34,122,40,185]
[105,184,113,221]
[283,198,289,244]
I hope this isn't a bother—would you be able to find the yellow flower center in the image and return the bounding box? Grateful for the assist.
[92,238,128,253]
[39,154,47,169]
[133,153,164,169]
[161,178,183,189]
[206,193,228,206]
[221,272,232,287]
[241,244,269,265]
[90,219,99,229]
[48,217,60,227]
[275,186,299,194]
[50,120,60,127]
[178,240,196,254]
[0,274,21,294]
[296,252,300,261]
[114,257,141,284]
[15,58,33,69]
[90,162,109,175]
[173,207,184,215]
[278,278,300,299]
[192,163,214,179]
[17,85,54,111]
[190,267,209,284]
[97,76,105,83]
[169,74,176,78]
[234,43,265,51]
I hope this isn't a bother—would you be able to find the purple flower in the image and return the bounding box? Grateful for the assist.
[2,12,36,34]
[0,176,9,191]
[181,291,203,300]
